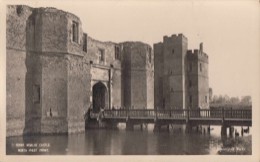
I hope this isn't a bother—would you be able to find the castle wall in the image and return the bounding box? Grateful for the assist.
[121,42,154,109]
[86,37,122,109]
[40,8,68,53]
[67,55,86,133]
[130,43,147,108]
[121,45,131,108]
[6,5,211,136]
[6,49,27,136]
[146,68,154,109]
[6,5,32,136]
[154,35,209,110]
[186,51,199,109]
[40,54,68,134]
[112,68,122,108]
[7,5,154,136]
[154,43,164,109]
[154,34,188,109]
[186,47,209,109]
[197,51,209,109]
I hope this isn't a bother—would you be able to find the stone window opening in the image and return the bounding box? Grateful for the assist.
[115,46,120,60]
[16,6,23,16]
[170,88,174,93]
[189,95,192,105]
[172,49,175,54]
[98,49,105,63]
[49,108,53,117]
[72,21,79,43]
[200,63,202,72]
[205,96,208,103]
[83,33,87,52]
[33,85,40,104]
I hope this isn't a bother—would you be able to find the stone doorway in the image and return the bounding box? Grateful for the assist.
[92,82,108,113]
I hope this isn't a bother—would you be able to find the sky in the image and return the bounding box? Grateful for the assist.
[8,0,260,98]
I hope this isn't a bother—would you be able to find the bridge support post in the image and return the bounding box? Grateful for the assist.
[185,123,192,134]
[207,125,211,134]
[126,122,134,131]
[153,123,161,132]
[167,124,170,132]
[221,125,227,136]
[229,126,234,137]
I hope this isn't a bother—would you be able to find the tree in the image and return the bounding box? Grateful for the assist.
[240,96,252,106]
[229,97,240,105]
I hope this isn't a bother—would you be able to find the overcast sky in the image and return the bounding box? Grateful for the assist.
[12,0,260,98]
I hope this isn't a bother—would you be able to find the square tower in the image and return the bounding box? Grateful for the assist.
[154,34,188,109]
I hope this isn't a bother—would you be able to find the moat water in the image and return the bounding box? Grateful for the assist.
[6,125,251,155]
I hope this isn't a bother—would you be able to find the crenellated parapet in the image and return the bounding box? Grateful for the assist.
[163,33,188,44]
[187,43,208,63]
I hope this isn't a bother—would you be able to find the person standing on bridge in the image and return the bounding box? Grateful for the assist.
[100,107,105,118]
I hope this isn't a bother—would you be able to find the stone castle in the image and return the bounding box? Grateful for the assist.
[6,5,209,136]
[154,35,209,110]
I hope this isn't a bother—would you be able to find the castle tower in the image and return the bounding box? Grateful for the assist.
[6,5,89,135]
[154,34,188,109]
[121,42,154,109]
[186,43,209,109]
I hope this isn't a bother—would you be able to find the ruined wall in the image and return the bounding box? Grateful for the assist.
[7,5,157,136]
[121,45,131,108]
[146,68,154,109]
[67,55,87,133]
[6,49,27,136]
[112,68,122,108]
[86,37,120,67]
[154,43,164,109]
[6,5,33,136]
[25,7,72,134]
[130,43,148,108]
[40,8,68,53]
[6,5,89,136]
[86,37,122,109]
[40,54,68,134]
[121,42,154,109]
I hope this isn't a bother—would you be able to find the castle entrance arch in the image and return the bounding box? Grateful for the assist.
[92,82,108,113]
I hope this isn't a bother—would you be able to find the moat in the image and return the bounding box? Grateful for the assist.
[6,125,251,155]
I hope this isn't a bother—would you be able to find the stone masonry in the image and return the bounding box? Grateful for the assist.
[154,34,209,110]
[6,5,208,136]
[6,5,154,136]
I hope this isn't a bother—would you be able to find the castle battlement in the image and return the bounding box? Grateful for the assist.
[163,33,188,43]
[187,43,208,62]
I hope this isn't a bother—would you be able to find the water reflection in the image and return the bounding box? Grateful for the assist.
[6,126,251,155]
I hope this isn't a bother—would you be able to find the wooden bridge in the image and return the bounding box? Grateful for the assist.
[88,108,252,135]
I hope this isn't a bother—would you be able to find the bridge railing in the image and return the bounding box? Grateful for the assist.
[223,108,252,119]
[156,109,187,119]
[90,108,252,120]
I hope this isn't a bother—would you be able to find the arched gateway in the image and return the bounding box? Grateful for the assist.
[92,82,108,113]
